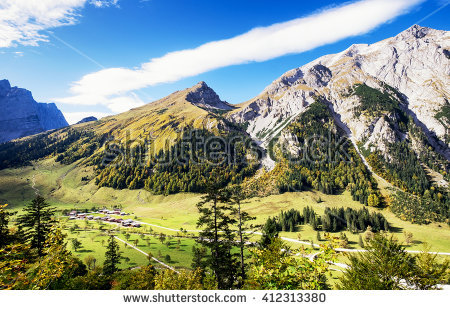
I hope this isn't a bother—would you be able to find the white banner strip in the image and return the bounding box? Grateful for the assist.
[0,290,448,310]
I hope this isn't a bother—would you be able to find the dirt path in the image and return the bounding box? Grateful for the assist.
[114,236,179,273]
[31,173,39,195]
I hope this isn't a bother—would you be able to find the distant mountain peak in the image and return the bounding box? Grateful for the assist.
[0,79,11,96]
[0,80,68,143]
[186,81,234,111]
[76,116,98,124]
[194,81,208,88]
[397,24,432,39]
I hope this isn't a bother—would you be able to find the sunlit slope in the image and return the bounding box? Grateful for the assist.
[0,81,239,171]
[76,81,232,151]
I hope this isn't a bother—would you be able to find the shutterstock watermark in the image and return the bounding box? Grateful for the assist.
[267,131,353,165]
[101,130,263,168]
[100,129,352,168]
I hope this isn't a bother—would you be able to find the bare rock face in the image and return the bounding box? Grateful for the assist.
[358,25,449,141]
[186,81,234,111]
[363,116,399,154]
[0,80,68,143]
[229,25,449,160]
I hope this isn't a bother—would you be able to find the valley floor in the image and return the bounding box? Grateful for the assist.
[0,158,449,275]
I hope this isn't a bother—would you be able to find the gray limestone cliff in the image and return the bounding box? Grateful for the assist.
[0,79,68,143]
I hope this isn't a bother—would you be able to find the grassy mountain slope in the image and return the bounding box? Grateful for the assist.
[0,81,259,197]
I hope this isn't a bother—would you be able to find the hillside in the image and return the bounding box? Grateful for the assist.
[0,80,259,196]
[228,24,449,224]
[229,25,449,152]
[0,81,243,167]
[79,80,237,152]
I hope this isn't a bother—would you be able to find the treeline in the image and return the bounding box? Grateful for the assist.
[275,100,382,207]
[351,83,408,132]
[407,120,449,183]
[55,131,105,165]
[266,206,389,233]
[349,83,450,224]
[352,83,400,115]
[321,207,389,233]
[96,129,261,195]
[367,142,430,195]
[0,128,104,169]
[435,99,450,144]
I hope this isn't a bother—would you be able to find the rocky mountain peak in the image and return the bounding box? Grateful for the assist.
[229,25,450,164]
[76,116,98,124]
[0,80,68,143]
[186,81,233,111]
[399,24,431,39]
[0,79,11,96]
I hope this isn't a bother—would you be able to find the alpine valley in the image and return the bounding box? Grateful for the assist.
[0,24,449,265]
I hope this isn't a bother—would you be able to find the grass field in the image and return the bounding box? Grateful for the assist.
[61,220,197,270]
[1,158,449,257]
[62,227,149,270]
[114,232,198,269]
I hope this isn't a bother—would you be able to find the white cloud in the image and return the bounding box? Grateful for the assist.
[89,0,119,8]
[57,91,145,113]
[0,0,87,48]
[0,0,120,48]
[56,0,424,111]
[106,92,145,113]
[63,111,110,125]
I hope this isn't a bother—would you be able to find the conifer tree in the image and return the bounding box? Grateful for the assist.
[260,217,279,249]
[71,238,82,252]
[226,184,255,284]
[196,169,238,289]
[338,234,448,290]
[103,235,122,275]
[17,196,56,256]
[191,246,208,271]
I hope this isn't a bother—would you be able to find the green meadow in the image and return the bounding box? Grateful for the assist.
[1,157,449,274]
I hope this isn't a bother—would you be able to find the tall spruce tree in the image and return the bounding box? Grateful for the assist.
[17,196,56,256]
[191,245,208,271]
[103,235,122,275]
[196,170,239,289]
[260,217,279,248]
[226,184,255,285]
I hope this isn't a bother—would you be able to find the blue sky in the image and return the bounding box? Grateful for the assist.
[0,0,449,124]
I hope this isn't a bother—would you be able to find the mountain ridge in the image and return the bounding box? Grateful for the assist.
[228,25,449,162]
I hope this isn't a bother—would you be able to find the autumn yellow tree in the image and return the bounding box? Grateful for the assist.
[154,268,216,290]
[245,235,338,290]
